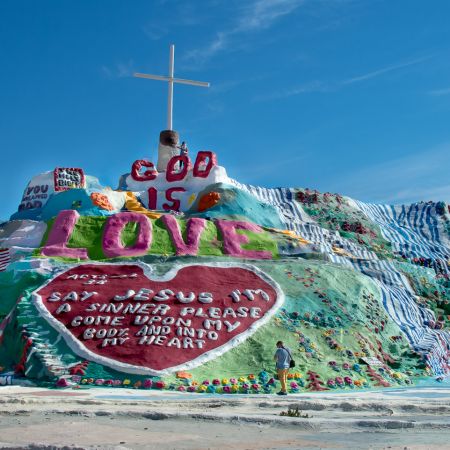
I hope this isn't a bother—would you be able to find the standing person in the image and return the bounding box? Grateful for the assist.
[179,141,188,156]
[274,340,291,395]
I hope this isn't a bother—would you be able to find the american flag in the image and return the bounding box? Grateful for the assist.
[0,248,10,272]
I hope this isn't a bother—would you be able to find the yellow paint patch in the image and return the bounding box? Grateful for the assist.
[124,192,162,219]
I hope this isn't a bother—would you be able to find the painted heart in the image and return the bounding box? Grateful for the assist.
[32,262,283,375]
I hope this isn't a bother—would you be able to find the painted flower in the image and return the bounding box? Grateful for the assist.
[155,380,166,389]
[290,381,299,389]
[238,376,247,383]
[94,379,104,386]
[198,385,207,393]
[87,378,94,384]
[294,372,303,379]
[134,381,142,389]
[202,379,210,385]
[104,379,113,386]
[187,386,196,392]
[222,378,229,385]
[342,363,350,370]
[56,378,70,388]
[212,378,221,385]
[71,375,82,383]
[335,377,344,386]
[251,383,260,391]
[344,376,353,385]
[229,378,238,385]
[191,380,199,386]
[231,385,239,393]
[248,374,256,381]
[113,380,122,386]
[177,385,186,392]
[223,385,231,393]
[267,377,276,385]
[123,379,131,386]
[143,379,153,389]
[327,379,336,388]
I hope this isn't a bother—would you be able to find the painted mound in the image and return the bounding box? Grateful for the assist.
[0,153,449,393]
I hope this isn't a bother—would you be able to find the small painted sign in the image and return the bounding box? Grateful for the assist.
[54,168,85,192]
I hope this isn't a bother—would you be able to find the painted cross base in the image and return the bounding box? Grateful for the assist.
[157,130,180,172]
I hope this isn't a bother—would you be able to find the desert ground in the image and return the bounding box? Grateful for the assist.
[1,385,450,449]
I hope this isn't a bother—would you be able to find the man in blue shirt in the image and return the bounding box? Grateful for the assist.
[274,340,291,395]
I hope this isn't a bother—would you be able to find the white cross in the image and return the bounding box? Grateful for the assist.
[134,44,210,131]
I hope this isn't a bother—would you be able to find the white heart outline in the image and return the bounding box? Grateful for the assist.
[31,261,285,376]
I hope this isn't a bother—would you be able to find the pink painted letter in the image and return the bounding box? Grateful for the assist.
[103,212,152,258]
[41,210,88,259]
[162,215,207,256]
[215,219,272,260]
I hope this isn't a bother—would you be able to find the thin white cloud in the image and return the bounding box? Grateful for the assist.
[342,55,432,85]
[184,0,305,65]
[429,87,450,96]
[256,55,433,101]
[229,153,310,182]
[329,143,450,204]
[142,2,209,41]
[237,0,303,31]
[101,60,136,79]
[254,80,330,101]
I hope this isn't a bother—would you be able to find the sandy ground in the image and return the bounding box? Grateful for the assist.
[1,386,450,449]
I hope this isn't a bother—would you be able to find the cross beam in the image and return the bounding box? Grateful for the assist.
[134,44,210,131]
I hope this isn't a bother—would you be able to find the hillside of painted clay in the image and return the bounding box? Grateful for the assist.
[0,154,449,392]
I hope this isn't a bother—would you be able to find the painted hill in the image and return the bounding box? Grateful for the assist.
[0,151,449,393]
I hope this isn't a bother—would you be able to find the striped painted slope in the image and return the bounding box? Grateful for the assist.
[353,201,450,272]
[0,248,10,272]
[229,180,450,375]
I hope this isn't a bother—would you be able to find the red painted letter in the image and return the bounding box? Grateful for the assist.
[131,160,158,181]
[147,187,158,210]
[163,187,186,211]
[193,151,217,178]
[166,156,191,182]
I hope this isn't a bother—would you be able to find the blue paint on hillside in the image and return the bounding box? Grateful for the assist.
[189,183,284,229]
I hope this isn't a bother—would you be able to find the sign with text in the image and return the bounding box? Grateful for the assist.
[32,263,283,375]
[54,168,85,192]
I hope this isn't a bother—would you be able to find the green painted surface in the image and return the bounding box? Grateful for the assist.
[39,216,279,260]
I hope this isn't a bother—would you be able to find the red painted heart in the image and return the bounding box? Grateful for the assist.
[32,263,283,375]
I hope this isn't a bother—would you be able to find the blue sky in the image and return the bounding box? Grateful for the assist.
[1,0,450,219]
